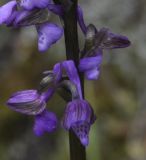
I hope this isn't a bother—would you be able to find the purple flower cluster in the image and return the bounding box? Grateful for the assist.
[0,0,131,146]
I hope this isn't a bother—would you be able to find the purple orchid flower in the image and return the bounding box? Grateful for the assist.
[6,56,96,145]
[0,0,64,52]
[76,8,131,80]
[6,60,66,136]
[50,60,96,146]
[0,2,88,53]
[58,62,96,146]
[7,88,57,136]
[78,28,130,80]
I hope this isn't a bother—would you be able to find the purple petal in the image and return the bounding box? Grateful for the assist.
[0,1,17,25]
[53,63,62,83]
[85,67,100,80]
[79,54,102,72]
[47,4,64,16]
[7,90,46,115]
[20,0,52,10]
[36,23,63,52]
[79,53,102,80]
[72,121,90,146]
[8,90,39,102]
[33,109,58,136]
[77,5,87,34]
[62,60,83,99]
[62,99,94,130]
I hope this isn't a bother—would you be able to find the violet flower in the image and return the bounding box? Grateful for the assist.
[77,6,130,49]
[77,8,131,80]
[51,60,96,146]
[41,60,96,146]
[6,60,66,136]
[7,89,57,136]
[0,0,64,52]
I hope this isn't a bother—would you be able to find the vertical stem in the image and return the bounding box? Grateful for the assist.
[63,1,86,160]
[63,0,79,63]
[69,129,86,160]
[53,0,86,159]
[53,0,86,160]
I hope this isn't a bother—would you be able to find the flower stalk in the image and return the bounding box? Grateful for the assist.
[0,0,131,159]
[63,1,86,160]
[54,0,86,159]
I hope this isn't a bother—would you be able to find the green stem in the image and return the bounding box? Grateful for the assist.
[53,0,86,160]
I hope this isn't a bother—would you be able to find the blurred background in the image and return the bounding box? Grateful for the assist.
[0,0,145,159]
